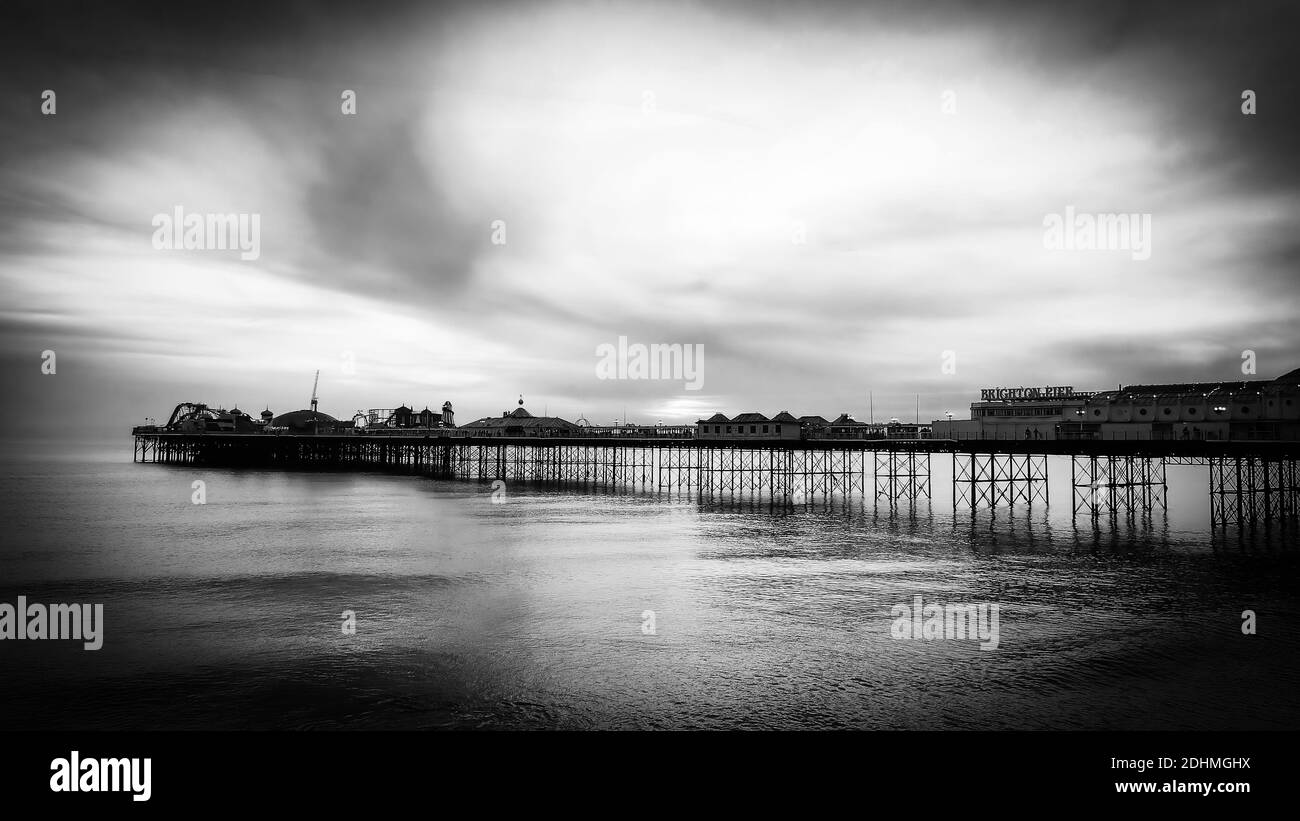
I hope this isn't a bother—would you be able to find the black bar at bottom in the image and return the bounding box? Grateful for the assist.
[0,731,1288,810]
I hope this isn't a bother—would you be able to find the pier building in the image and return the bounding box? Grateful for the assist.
[931,368,1300,441]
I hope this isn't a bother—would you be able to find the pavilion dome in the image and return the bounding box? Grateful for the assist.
[271,409,338,429]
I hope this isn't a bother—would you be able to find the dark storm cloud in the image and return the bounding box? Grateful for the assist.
[730,0,1300,189]
[0,0,490,302]
[303,114,483,297]
[988,1,1298,192]
[1043,317,1300,387]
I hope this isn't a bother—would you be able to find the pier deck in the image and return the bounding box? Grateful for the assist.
[132,431,1300,528]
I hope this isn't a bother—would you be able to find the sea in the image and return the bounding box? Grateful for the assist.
[1,439,1297,730]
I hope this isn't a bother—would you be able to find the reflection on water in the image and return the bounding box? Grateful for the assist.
[0,447,1296,730]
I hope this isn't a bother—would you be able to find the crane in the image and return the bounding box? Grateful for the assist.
[310,369,320,414]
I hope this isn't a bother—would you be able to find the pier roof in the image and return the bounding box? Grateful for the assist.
[697,411,818,424]
[461,409,581,432]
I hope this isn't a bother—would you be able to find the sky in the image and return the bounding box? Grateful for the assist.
[2,0,1298,440]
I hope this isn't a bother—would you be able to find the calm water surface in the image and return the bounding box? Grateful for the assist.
[1,441,1296,730]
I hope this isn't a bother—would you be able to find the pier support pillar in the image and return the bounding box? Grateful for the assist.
[1071,455,1167,520]
[874,451,930,502]
[953,453,1049,510]
[1209,456,1300,529]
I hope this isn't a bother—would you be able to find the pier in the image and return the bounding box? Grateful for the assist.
[132,431,1300,529]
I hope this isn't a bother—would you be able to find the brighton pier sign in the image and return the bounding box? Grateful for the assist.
[980,386,1086,401]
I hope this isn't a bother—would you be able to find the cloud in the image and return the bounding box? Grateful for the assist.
[1,0,1298,437]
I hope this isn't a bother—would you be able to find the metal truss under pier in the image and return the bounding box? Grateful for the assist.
[1208,456,1300,529]
[453,443,933,503]
[1071,455,1168,519]
[132,435,936,504]
[657,446,926,501]
[133,433,1300,524]
[658,446,870,500]
[953,453,1048,510]
[875,451,930,502]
